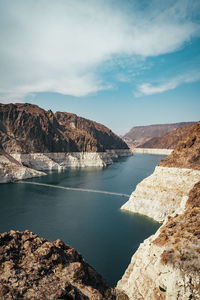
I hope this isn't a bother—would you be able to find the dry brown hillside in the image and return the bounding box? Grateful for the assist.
[140,123,195,149]
[0,103,128,153]
[160,121,200,170]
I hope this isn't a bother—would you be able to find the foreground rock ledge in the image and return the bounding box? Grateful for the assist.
[0,230,128,300]
[117,182,200,299]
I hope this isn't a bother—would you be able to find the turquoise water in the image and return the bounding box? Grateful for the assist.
[0,154,163,286]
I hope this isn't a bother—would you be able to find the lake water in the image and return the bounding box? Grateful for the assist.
[0,154,164,286]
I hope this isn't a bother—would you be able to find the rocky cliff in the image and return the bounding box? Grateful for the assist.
[121,166,200,222]
[0,103,128,154]
[123,122,195,148]
[0,103,131,182]
[118,121,200,299]
[160,121,200,170]
[0,150,46,183]
[118,182,200,300]
[0,230,128,300]
[140,123,195,149]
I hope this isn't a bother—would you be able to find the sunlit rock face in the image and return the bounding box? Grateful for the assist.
[121,166,200,222]
[0,103,131,182]
[0,230,129,300]
[118,182,200,300]
[0,153,45,183]
[118,122,200,300]
[0,103,129,154]
[11,150,132,170]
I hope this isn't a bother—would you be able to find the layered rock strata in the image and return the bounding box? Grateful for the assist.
[121,166,200,222]
[0,154,45,183]
[11,150,131,170]
[118,183,200,300]
[0,150,132,182]
[0,230,128,300]
[118,121,200,299]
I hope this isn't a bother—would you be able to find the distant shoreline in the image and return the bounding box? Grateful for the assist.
[132,148,172,155]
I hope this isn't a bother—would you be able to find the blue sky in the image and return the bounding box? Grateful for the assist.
[0,0,200,134]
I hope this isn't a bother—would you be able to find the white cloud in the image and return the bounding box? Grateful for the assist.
[0,0,199,100]
[136,71,200,96]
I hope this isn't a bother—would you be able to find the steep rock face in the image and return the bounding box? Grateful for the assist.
[0,153,46,183]
[140,123,194,149]
[122,122,200,222]
[0,103,76,153]
[160,121,200,170]
[0,230,128,300]
[55,112,128,152]
[10,152,113,170]
[0,103,128,154]
[123,122,194,148]
[118,121,200,299]
[118,183,200,300]
[121,166,200,222]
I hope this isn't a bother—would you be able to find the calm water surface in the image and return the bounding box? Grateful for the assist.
[0,154,164,286]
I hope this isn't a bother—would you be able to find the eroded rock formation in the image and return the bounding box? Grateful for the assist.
[0,230,128,300]
[118,121,200,299]
[0,103,128,154]
[118,183,200,300]
[0,103,131,182]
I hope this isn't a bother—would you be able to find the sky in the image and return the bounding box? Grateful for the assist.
[0,0,200,135]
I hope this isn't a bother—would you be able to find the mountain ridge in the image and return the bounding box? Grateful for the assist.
[123,122,195,148]
[0,103,128,153]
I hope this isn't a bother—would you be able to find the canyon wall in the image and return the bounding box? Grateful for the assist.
[0,150,132,182]
[118,121,200,299]
[0,103,128,153]
[0,154,46,183]
[121,166,200,222]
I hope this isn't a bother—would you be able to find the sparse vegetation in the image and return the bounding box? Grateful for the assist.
[154,182,200,272]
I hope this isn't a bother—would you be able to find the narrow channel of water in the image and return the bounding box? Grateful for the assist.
[0,154,164,286]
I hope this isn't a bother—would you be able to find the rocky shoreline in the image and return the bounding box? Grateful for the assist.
[117,121,200,299]
[0,150,132,183]
[121,166,200,222]
[132,148,172,155]
[117,182,200,299]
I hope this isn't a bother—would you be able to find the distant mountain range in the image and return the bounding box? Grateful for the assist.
[0,103,128,153]
[123,122,195,149]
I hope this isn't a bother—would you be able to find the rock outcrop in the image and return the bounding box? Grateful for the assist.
[10,150,131,170]
[0,103,131,182]
[123,122,194,148]
[0,103,128,153]
[118,121,200,299]
[121,166,200,222]
[55,111,128,152]
[0,152,45,183]
[118,183,200,300]
[0,230,128,300]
